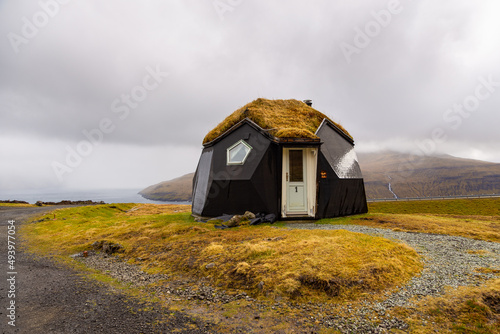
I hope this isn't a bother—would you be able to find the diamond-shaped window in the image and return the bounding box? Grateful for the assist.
[227,140,252,165]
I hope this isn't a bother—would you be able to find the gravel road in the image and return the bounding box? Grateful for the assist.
[0,206,213,334]
[285,223,500,333]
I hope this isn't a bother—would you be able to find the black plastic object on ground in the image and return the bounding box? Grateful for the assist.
[250,213,276,225]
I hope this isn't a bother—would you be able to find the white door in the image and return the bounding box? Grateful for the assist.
[282,147,318,218]
[285,149,307,213]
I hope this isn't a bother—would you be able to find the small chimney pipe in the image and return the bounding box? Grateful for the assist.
[303,99,312,107]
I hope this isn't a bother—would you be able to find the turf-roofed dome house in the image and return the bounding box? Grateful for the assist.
[192,98,368,219]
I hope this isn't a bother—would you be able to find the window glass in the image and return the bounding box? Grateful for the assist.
[227,140,252,165]
[289,150,303,182]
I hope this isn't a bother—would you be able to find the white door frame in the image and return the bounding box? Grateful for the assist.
[281,147,318,218]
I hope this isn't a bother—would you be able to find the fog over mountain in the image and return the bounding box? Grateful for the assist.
[1,1,499,192]
[139,152,500,201]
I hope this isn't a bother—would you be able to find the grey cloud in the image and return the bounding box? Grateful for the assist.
[1,0,499,191]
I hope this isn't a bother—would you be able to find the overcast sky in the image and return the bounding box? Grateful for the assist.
[1,0,499,192]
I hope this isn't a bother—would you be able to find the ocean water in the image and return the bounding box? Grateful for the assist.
[0,188,190,205]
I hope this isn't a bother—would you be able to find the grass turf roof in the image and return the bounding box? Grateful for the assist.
[203,98,352,144]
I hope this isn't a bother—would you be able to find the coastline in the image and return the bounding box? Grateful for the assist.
[0,188,191,205]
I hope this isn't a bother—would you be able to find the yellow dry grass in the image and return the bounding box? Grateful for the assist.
[169,227,421,301]
[354,214,500,242]
[203,98,351,144]
[22,204,421,303]
[124,204,191,216]
[394,279,500,333]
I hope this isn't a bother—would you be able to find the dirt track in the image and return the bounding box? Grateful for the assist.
[0,206,213,334]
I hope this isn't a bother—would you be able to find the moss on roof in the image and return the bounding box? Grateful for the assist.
[203,98,351,144]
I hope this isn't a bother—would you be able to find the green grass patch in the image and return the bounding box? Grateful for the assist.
[0,203,35,207]
[368,198,500,216]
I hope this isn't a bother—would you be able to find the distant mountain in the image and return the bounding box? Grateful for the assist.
[139,173,193,202]
[358,151,500,199]
[139,152,500,201]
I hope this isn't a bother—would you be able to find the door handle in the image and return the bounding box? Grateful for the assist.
[295,186,298,192]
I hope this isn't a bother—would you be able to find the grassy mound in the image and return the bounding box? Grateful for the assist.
[22,204,421,302]
[203,98,351,144]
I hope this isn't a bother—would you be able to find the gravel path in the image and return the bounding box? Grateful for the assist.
[79,254,253,305]
[285,223,500,333]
